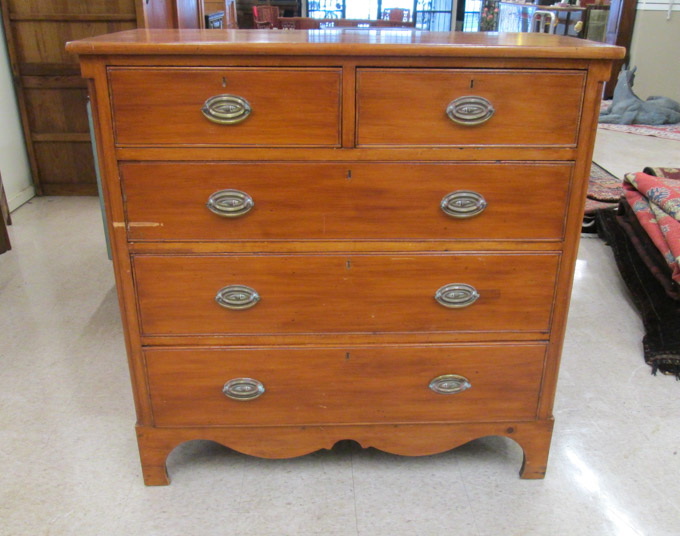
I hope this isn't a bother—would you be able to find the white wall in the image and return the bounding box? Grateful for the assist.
[628,3,680,102]
[0,11,35,211]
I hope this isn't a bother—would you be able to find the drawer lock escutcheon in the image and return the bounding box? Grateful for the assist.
[202,94,252,125]
[215,285,260,310]
[441,190,487,218]
[207,189,254,218]
[223,378,265,401]
[429,374,471,395]
[446,96,495,126]
[434,283,480,308]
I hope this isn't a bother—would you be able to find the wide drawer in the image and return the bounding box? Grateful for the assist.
[146,344,546,426]
[109,67,342,146]
[133,253,559,336]
[121,162,572,241]
[356,69,585,147]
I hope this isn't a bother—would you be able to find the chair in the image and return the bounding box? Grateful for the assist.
[529,10,557,33]
[253,6,280,29]
[382,8,410,22]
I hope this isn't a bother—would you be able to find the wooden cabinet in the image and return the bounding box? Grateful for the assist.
[0,0,208,196]
[139,0,204,29]
[0,0,143,195]
[67,30,623,485]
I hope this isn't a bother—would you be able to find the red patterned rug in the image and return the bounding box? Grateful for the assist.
[598,123,680,142]
[585,162,623,214]
[583,162,623,233]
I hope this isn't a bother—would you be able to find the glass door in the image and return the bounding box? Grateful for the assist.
[308,0,345,18]
[307,0,453,30]
[414,0,453,31]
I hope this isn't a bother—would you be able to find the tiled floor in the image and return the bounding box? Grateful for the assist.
[1,129,679,536]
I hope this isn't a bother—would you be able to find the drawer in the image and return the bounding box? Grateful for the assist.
[109,67,342,146]
[134,253,559,336]
[121,162,572,242]
[356,69,585,147]
[146,344,546,426]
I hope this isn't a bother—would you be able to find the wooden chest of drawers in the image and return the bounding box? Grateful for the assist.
[67,30,623,485]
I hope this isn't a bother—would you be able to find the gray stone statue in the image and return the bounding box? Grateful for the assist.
[599,66,680,125]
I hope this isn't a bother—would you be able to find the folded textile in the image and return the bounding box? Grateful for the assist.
[596,208,680,378]
[616,201,680,300]
[623,168,680,285]
[583,163,623,233]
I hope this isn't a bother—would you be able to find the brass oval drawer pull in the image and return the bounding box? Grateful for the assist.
[446,96,495,126]
[223,378,265,401]
[429,374,471,395]
[215,285,260,310]
[434,283,479,308]
[441,190,487,218]
[207,189,254,218]
[202,94,252,125]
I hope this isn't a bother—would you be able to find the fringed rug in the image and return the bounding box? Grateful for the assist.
[583,162,623,233]
[596,207,680,378]
[598,123,680,142]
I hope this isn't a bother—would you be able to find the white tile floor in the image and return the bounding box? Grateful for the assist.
[1,129,679,536]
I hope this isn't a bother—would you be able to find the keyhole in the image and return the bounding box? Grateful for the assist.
[222,77,227,88]
[470,79,475,89]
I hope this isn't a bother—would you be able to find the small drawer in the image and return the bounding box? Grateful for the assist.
[146,344,546,426]
[133,253,559,336]
[121,161,572,242]
[109,67,342,146]
[356,69,585,147]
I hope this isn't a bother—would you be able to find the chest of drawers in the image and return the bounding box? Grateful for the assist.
[67,30,622,485]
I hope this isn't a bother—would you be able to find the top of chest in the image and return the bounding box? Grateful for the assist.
[66,29,624,61]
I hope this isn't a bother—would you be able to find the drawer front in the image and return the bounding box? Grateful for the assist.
[122,162,572,242]
[134,253,559,336]
[146,344,546,426]
[109,68,342,146]
[356,69,584,147]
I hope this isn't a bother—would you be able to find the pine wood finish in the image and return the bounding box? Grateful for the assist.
[121,162,573,241]
[109,67,342,146]
[146,345,547,426]
[356,69,585,146]
[67,29,624,485]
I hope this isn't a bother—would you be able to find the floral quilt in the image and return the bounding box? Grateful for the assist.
[623,168,680,284]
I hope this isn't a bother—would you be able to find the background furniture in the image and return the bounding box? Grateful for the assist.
[204,0,238,28]
[0,0,211,197]
[279,16,416,28]
[205,10,225,28]
[497,2,586,36]
[0,172,10,254]
[0,0,144,195]
[69,30,622,485]
[382,7,411,21]
[604,0,637,98]
[238,0,300,27]
[140,0,204,28]
[252,5,280,28]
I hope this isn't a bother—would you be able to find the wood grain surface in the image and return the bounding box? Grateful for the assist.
[357,69,584,147]
[133,253,559,335]
[70,30,621,483]
[109,67,342,146]
[66,29,626,59]
[121,161,572,241]
[145,344,547,426]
